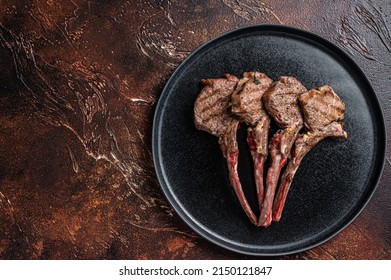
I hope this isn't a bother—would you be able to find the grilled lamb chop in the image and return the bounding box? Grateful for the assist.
[194,74,257,225]
[230,72,273,210]
[272,85,347,221]
[259,76,307,227]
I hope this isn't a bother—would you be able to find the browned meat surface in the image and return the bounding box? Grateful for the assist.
[272,85,347,221]
[263,76,306,129]
[231,72,273,127]
[231,72,273,209]
[194,74,257,225]
[299,85,346,130]
[259,76,307,227]
[194,74,239,138]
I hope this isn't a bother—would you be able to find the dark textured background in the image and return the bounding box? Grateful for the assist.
[0,0,390,259]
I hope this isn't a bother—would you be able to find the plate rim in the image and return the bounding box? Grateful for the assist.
[152,24,387,256]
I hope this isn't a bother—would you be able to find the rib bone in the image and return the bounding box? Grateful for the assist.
[259,76,307,227]
[231,72,273,210]
[194,74,257,225]
[272,85,347,221]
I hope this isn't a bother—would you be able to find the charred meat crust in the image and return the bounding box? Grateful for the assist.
[262,76,307,129]
[231,72,273,126]
[299,85,346,131]
[194,74,239,139]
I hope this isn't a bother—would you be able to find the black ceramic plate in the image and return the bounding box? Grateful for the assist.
[152,25,386,256]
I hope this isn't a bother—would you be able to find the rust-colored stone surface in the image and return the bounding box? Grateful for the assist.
[0,0,390,259]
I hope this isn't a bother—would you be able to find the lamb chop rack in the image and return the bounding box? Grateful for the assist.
[259,76,307,227]
[272,85,347,221]
[230,72,273,210]
[194,74,257,225]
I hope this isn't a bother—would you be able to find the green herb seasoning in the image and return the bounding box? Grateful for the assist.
[253,72,261,85]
